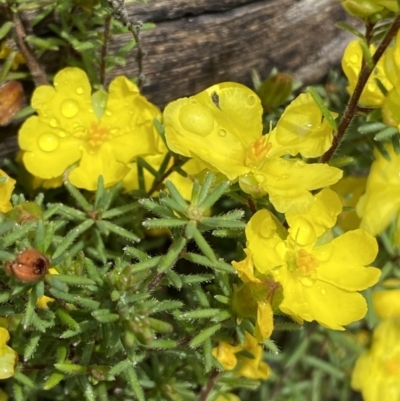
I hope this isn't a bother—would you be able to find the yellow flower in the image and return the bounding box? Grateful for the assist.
[352,318,400,401]
[373,288,400,320]
[212,332,270,380]
[232,250,276,341]
[357,144,400,243]
[342,40,392,107]
[164,83,342,214]
[0,170,15,213]
[0,41,25,70]
[0,327,17,379]
[19,67,162,191]
[240,189,381,330]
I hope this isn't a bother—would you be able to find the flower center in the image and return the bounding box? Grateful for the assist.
[86,122,110,149]
[286,248,319,287]
[245,136,271,167]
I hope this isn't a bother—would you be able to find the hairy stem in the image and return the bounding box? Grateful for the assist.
[197,369,220,401]
[99,14,112,86]
[107,0,145,89]
[2,3,48,86]
[320,15,400,163]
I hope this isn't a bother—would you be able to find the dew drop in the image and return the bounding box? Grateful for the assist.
[219,128,227,137]
[105,110,112,117]
[38,133,60,152]
[281,174,289,179]
[295,160,306,167]
[190,99,197,105]
[179,103,214,137]
[299,276,315,287]
[320,289,326,295]
[255,174,265,183]
[61,99,79,118]
[247,94,256,106]
[58,130,67,138]
[49,118,58,128]
[110,128,119,135]
[350,54,359,64]
[76,87,84,95]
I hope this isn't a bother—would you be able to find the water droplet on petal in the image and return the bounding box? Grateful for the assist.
[58,130,67,138]
[190,99,197,105]
[299,276,315,287]
[350,54,359,64]
[295,160,306,167]
[219,128,227,137]
[110,128,119,135]
[255,174,265,183]
[281,174,289,179]
[320,289,326,295]
[49,118,58,128]
[247,94,256,106]
[105,110,112,117]
[179,103,214,137]
[76,87,84,95]
[38,133,60,152]
[61,99,79,118]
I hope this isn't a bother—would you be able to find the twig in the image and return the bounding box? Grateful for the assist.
[197,369,220,401]
[146,157,187,197]
[107,0,145,89]
[1,3,48,86]
[99,14,112,86]
[320,15,400,163]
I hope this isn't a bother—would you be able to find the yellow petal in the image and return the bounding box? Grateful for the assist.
[287,188,342,240]
[245,210,286,273]
[0,328,17,379]
[0,169,16,213]
[316,230,380,291]
[268,93,335,158]
[373,290,400,320]
[19,117,82,179]
[255,302,274,342]
[164,82,262,180]
[259,158,343,214]
[68,144,129,190]
[212,342,238,370]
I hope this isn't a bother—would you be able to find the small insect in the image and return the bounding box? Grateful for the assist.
[4,248,50,282]
[211,91,221,109]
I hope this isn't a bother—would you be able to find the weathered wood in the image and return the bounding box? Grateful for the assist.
[0,0,356,158]
[117,0,354,107]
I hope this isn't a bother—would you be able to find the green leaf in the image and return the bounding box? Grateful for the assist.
[0,21,13,40]
[180,309,221,320]
[124,366,145,401]
[190,324,221,348]
[158,237,187,273]
[374,126,398,141]
[307,86,337,130]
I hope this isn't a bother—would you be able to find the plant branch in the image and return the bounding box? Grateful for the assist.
[2,3,48,86]
[99,14,112,86]
[320,15,400,163]
[197,369,220,401]
[107,0,145,89]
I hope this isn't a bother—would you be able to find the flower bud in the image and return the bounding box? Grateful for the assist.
[258,73,293,111]
[340,0,391,21]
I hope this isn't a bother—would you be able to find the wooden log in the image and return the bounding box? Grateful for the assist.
[0,0,356,158]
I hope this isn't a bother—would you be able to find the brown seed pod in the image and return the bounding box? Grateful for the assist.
[4,249,50,282]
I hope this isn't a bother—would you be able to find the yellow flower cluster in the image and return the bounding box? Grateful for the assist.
[164,83,342,214]
[357,143,400,243]
[233,189,380,338]
[212,332,270,380]
[352,284,400,401]
[18,68,163,191]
